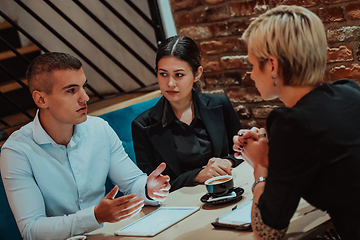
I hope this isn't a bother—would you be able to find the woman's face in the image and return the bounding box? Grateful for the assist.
[248,50,279,101]
[157,57,200,105]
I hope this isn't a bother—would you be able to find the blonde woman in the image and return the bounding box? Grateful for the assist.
[233,5,360,239]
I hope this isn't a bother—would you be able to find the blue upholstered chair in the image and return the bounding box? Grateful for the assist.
[0,96,160,239]
[98,96,160,163]
[0,148,22,240]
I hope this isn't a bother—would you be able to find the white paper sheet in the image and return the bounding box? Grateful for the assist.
[114,207,200,237]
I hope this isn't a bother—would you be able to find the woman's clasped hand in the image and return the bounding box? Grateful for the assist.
[233,127,269,169]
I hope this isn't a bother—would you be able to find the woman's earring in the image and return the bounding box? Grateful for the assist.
[272,76,277,86]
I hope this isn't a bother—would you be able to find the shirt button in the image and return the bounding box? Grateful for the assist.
[79,199,83,203]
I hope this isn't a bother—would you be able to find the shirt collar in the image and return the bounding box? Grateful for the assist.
[161,99,177,127]
[33,110,82,148]
[161,90,201,127]
[193,94,201,121]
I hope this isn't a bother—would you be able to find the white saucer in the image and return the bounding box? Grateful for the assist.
[200,187,245,205]
[207,191,237,202]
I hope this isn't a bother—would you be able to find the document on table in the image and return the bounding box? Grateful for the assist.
[114,207,200,237]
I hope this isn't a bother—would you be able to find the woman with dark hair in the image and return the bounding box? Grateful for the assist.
[132,36,243,191]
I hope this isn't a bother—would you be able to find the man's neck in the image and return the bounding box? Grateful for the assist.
[38,111,74,146]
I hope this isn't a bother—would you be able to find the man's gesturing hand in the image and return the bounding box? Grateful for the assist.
[94,185,144,224]
[146,162,171,201]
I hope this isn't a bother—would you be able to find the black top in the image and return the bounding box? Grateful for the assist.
[132,91,243,191]
[162,98,213,173]
[259,80,360,239]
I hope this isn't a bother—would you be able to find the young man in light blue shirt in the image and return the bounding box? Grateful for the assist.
[0,52,170,240]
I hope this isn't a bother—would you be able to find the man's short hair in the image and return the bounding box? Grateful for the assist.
[242,5,327,86]
[26,52,82,94]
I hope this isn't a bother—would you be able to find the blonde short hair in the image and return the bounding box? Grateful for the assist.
[242,5,327,86]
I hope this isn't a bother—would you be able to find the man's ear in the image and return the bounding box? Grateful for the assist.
[194,66,203,82]
[32,90,48,108]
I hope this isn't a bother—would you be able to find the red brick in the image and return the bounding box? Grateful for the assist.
[323,71,330,83]
[321,0,350,4]
[219,77,238,85]
[346,3,360,20]
[194,6,230,23]
[327,46,353,63]
[326,26,360,43]
[178,26,213,40]
[237,38,248,53]
[203,89,226,94]
[209,20,249,37]
[252,105,280,118]
[202,57,221,72]
[204,0,227,4]
[272,0,320,8]
[240,119,266,129]
[223,71,243,85]
[170,0,203,11]
[173,11,194,26]
[169,0,360,126]
[328,64,360,81]
[234,104,252,119]
[203,72,223,86]
[230,0,269,17]
[220,55,251,70]
[242,72,255,87]
[314,7,344,23]
[199,38,238,55]
[226,86,263,103]
[352,79,360,86]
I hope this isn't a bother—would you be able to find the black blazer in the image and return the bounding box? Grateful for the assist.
[131,91,243,191]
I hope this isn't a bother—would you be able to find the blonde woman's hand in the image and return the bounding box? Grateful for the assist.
[233,127,269,169]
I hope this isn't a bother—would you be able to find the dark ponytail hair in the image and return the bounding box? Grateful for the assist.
[155,36,203,91]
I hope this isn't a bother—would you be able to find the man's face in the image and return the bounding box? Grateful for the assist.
[43,68,89,126]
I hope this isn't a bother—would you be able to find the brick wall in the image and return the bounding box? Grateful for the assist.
[169,0,360,129]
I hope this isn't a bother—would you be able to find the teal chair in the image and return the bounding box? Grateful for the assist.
[0,148,23,240]
[0,96,160,239]
[98,96,160,164]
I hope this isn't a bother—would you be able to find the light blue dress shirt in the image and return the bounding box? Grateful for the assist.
[0,111,159,240]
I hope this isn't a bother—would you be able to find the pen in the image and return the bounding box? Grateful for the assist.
[238,183,248,187]
[233,182,248,190]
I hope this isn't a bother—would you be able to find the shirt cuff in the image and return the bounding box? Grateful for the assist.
[141,179,161,206]
[222,155,243,167]
[76,206,103,233]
